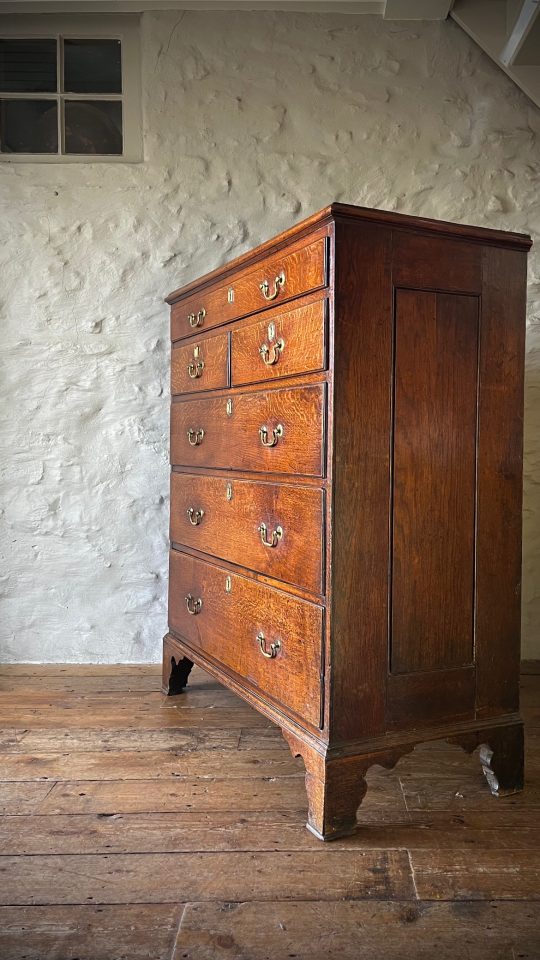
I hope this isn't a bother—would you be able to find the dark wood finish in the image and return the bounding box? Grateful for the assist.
[163,204,531,840]
[170,235,327,341]
[392,231,482,294]
[391,290,478,674]
[170,383,326,477]
[329,221,392,741]
[475,245,528,718]
[231,296,327,386]
[161,635,193,696]
[170,472,325,594]
[168,549,324,727]
[171,329,229,395]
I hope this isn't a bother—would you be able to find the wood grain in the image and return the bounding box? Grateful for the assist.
[329,221,392,741]
[0,904,182,960]
[171,382,326,476]
[0,850,414,905]
[170,235,327,340]
[391,290,478,675]
[410,849,540,900]
[171,329,229,395]
[475,246,528,717]
[0,665,538,959]
[170,472,325,594]
[168,549,324,726]
[231,296,327,386]
[175,900,540,960]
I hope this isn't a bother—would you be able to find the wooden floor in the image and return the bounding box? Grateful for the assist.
[0,664,538,960]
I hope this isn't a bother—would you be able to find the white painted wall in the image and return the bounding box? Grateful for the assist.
[1,11,539,662]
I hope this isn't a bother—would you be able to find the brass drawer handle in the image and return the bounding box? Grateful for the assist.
[259,270,285,302]
[187,428,204,446]
[259,423,283,448]
[185,594,202,615]
[257,631,281,659]
[186,507,204,526]
[187,359,204,379]
[259,338,284,366]
[188,308,206,328]
[258,523,283,548]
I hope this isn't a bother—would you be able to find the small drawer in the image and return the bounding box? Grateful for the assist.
[171,330,229,395]
[171,383,325,477]
[168,549,323,727]
[231,297,327,387]
[170,235,327,341]
[170,472,324,594]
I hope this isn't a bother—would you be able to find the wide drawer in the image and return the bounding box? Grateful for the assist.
[231,297,327,387]
[168,549,323,727]
[170,383,325,477]
[170,472,324,594]
[170,236,327,341]
[171,330,229,395]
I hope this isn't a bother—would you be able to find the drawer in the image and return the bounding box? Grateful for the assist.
[168,549,323,727]
[171,383,325,477]
[171,330,229,395]
[170,473,324,594]
[170,236,327,341]
[231,297,327,387]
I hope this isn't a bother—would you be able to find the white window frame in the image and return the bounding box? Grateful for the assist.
[0,13,142,162]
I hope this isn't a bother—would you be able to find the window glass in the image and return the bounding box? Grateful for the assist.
[0,98,58,152]
[0,38,57,92]
[64,99,122,154]
[64,39,121,93]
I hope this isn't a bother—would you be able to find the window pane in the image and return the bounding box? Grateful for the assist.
[64,99,122,155]
[0,98,58,153]
[63,39,121,94]
[0,39,57,92]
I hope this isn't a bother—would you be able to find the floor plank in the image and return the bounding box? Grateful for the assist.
[0,904,182,960]
[0,748,304,781]
[1,809,539,855]
[174,900,540,959]
[6,727,243,753]
[0,782,57,816]
[410,849,540,900]
[0,850,414,905]
[0,665,537,959]
[36,770,408,818]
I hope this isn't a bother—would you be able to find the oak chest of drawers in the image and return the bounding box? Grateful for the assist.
[162,203,531,840]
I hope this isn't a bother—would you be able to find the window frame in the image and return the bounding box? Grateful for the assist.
[0,13,142,162]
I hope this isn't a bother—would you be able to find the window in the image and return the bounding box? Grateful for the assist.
[0,15,141,162]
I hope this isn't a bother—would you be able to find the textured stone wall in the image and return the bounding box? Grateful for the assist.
[1,11,539,662]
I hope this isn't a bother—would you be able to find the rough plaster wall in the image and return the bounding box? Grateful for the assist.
[1,11,539,662]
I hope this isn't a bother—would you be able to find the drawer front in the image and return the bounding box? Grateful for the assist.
[170,236,327,341]
[231,297,327,387]
[168,549,323,726]
[171,383,325,477]
[170,473,324,594]
[171,331,229,395]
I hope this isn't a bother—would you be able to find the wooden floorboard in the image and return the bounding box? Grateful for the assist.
[0,664,539,959]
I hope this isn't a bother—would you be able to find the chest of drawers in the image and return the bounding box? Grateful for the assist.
[162,203,531,840]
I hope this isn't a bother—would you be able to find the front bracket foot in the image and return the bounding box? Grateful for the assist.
[165,654,194,696]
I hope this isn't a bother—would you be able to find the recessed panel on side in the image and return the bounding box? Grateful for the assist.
[391,289,479,675]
